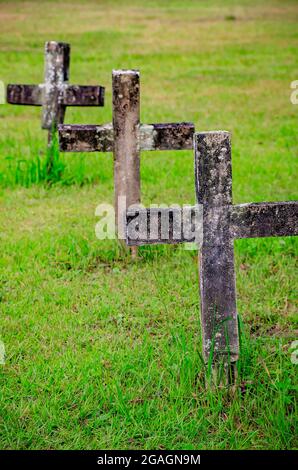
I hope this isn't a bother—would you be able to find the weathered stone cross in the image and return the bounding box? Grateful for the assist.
[7,41,105,146]
[125,131,298,380]
[58,70,194,246]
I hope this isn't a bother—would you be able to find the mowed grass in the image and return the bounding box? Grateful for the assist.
[0,0,297,450]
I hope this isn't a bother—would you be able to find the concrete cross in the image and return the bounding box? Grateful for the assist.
[125,131,298,382]
[58,69,195,250]
[7,41,105,146]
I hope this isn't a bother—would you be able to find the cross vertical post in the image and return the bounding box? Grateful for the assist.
[196,132,239,382]
[112,70,140,253]
[42,41,70,133]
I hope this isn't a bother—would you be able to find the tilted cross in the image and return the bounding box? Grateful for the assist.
[125,131,298,381]
[58,69,195,249]
[7,41,105,146]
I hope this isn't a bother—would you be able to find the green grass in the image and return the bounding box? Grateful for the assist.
[0,0,297,450]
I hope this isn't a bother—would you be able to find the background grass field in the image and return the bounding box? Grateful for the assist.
[0,0,297,450]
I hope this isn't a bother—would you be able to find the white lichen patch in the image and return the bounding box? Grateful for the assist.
[138,124,155,150]
[112,69,140,76]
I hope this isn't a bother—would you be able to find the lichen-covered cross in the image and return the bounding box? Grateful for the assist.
[58,69,194,250]
[125,131,298,381]
[7,41,105,144]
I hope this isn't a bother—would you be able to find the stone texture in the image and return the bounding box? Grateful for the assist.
[63,84,105,107]
[146,122,194,150]
[58,122,194,152]
[112,70,141,240]
[42,41,70,130]
[195,131,239,363]
[231,202,298,239]
[58,124,114,152]
[7,84,43,106]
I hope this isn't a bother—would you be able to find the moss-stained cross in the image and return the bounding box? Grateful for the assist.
[58,70,195,254]
[125,131,298,382]
[7,41,105,147]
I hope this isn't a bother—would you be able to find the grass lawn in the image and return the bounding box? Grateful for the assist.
[0,0,297,450]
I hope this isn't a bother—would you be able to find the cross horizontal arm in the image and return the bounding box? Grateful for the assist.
[231,201,298,239]
[7,84,43,106]
[58,122,194,152]
[59,124,114,152]
[139,122,194,150]
[125,201,298,245]
[63,85,105,106]
[126,206,202,246]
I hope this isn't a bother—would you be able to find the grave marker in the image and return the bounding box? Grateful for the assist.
[125,131,298,382]
[59,70,194,251]
[7,41,105,168]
